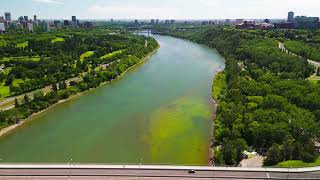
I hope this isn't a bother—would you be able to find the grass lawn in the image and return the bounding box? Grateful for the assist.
[99,50,124,60]
[16,41,28,48]
[276,157,320,168]
[0,79,24,99]
[0,56,41,62]
[51,37,65,44]
[80,51,95,62]
[0,82,11,98]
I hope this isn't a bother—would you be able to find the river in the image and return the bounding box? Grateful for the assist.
[0,35,225,165]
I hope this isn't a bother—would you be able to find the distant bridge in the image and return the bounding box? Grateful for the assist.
[0,164,319,179]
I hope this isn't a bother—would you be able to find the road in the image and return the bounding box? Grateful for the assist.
[0,164,319,179]
[0,76,84,111]
[0,59,119,111]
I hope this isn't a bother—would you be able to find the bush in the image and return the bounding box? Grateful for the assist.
[300,152,316,163]
[263,144,283,166]
[68,86,79,95]
[213,147,224,165]
[58,89,71,99]
[77,82,89,91]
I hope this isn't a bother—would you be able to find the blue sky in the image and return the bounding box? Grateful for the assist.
[1,0,320,20]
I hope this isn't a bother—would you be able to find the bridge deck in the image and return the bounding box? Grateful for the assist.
[0,164,319,179]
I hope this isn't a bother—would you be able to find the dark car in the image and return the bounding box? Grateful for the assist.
[188,170,196,174]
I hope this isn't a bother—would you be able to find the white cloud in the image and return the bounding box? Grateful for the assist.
[88,4,179,19]
[199,0,217,7]
[32,0,64,5]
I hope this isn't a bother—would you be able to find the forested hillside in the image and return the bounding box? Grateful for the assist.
[0,28,158,130]
[164,27,320,166]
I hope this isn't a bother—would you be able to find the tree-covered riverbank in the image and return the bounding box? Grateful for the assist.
[0,28,159,132]
[0,34,223,164]
[159,26,320,167]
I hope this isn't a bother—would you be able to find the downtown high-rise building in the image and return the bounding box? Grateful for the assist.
[288,11,294,22]
[72,16,77,26]
[27,23,33,32]
[24,16,29,22]
[33,15,38,25]
[4,12,11,21]
[44,21,50,32]
[18,16,24,22]
[0,22,5,33]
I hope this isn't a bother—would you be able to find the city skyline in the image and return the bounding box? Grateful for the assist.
[1,0,320,20]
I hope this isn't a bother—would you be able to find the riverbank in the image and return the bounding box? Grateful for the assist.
[209,70,226,164]
[0,45,160,138]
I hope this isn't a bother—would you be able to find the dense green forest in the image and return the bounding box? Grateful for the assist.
[227,29,320,62]
[284,40,320,61]
[161,27,320,166]
[0,28,158,130]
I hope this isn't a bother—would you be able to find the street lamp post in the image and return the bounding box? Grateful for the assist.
[212,160,215,180]
[68,158,73,179]
[136,157,143,180]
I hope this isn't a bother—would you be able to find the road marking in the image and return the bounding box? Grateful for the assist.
[266,172,270,179]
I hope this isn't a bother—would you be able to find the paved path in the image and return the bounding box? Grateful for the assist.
[145,40,148,48]
[240,156,264,168]
[0,164,319,179]
[278,42,320,67]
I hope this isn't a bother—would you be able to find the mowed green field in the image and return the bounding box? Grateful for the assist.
[276,157,320,168]
[80,51,95,62]
[51,37,65,44]
[0,79,24,99]
[100,50,124,60]
[0,56,41,63]
[16,41,28,48]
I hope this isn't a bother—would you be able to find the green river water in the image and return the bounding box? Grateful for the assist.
[0,35,225,165]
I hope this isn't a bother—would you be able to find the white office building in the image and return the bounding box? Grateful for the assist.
[27,23,33,32]
[0,23,5,33]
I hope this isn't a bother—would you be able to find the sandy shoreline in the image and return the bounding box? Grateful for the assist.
[0,46,160,138]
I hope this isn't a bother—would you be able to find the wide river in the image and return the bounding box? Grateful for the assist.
[0,35,225,165]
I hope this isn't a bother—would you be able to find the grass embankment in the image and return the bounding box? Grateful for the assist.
[212,71,227,102]
[276,157,320,168]
[51,37,65,44]
[80,51,95,62]
[211,71,227,165]
[285,40,320,62]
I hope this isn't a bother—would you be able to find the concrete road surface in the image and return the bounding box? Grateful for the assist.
[0,165,319,179]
